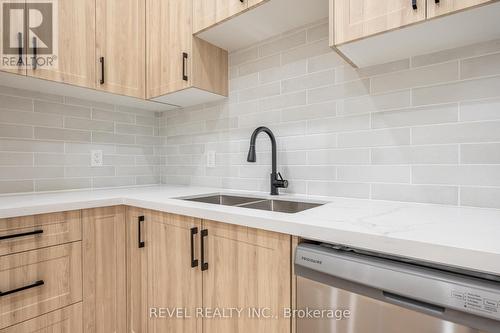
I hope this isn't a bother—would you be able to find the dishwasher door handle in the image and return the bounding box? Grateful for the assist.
[383,291,445,316]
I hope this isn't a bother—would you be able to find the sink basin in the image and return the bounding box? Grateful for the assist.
[180,194,324,213]
[183,194,262,206]
[238,199,322,213]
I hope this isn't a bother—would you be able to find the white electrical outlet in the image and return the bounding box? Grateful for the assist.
[207,150,216,168]
[91,150,103,167]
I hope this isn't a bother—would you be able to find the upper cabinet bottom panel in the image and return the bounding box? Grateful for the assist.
[334,1,500,68]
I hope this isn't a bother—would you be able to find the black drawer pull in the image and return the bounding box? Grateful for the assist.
[412,0,417,10]
[17,32,23,66]
[200,229,208,271]
[32,37,37,70]
[190,227,199,268]
[138,216,145,248]
[0,229,43,241]
[182,52,188,81]
[0,280,44,297]
[100,57,105,85]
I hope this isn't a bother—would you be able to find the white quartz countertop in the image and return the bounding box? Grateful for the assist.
[1,185,499,276]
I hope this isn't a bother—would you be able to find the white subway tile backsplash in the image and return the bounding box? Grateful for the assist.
[281,70,334,94]
[259,31,306,57]
[259,60,307,84]
[307,181,370,198]
[371,184,458,205]
[0,152,33,166]
[337,165,410,183]
[412,121,500,144]
[371,104,458,129]
[0,109,63,127]
[459,99,500,121]
[413,75,500,106]
[338,128,410,148]
[0,87,163,193]
[307,114,369,134]
[307,148,370,165]
[371,145,458,165]
[461,52,500,79]
[461,187,500,209]
[34,100,90,118]
[308,79,370,103]
[371,61,459,94]
[337,90,411,116]
[34,127,90,142]
[461,143,500,164]
[2,22,500,210]
[412,165,500,186]
[0,124,33,139]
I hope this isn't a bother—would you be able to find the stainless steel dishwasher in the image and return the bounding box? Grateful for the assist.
[295,243,500,333]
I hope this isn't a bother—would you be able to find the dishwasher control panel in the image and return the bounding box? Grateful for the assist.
[450,289,500,319]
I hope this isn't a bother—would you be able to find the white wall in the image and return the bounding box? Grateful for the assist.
[160,19,500,209]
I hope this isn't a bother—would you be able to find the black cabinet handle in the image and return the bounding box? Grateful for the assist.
[0,229,43,241]
[138,216,145,248]
[190,227,199,268]
[412,0,417,9]
[435,0,440,3]
[17,32,23,67]
[200,229,208,271]
[32,37,37,70]
[182,52,188,81]
[0,280,44,297]
[100,57,105,85]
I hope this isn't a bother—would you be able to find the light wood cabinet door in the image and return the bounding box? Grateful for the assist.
[193,0,249,33]
[96,0,145,98]
[0,1,26,75]
[82,206,127,333]
[427,0,493,17]
[27,0,95,88]
[127,208,202,333]
[193,0,217,33]
[333,0,427,45]
[0,242,82,329]
[202,220,291,333]
[215,0,248,22]
[147,0,192,98]
[0,303,83,333]
[0,210,81,256]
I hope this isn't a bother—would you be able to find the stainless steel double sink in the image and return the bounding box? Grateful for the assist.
[178,194,324,214]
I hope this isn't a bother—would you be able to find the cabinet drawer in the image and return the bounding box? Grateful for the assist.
[0,302,82,333]
[0,242,82,329]
[0,211,82,256]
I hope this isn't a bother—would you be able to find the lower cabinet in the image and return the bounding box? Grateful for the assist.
[0,303,83,333]
[202,219,291,333]
[127,208,292,333]
[0,242,82,329]
[82,206,127,333]
[128,208,202,333]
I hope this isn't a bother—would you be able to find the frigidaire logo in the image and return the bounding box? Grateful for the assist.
[301,256,322,265]
[1,0,58,69]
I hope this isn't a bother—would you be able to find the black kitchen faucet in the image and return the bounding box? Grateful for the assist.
[247,126,288,195]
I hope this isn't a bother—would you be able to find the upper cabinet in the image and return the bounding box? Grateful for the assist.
[333,0,426,45]
[331,0,500,67]
[27,0,95,88]
[427,0,493,17]
[147,0,228,107]
[195,0,328,52]
[193,0,249,33]
[96,0,146,98]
